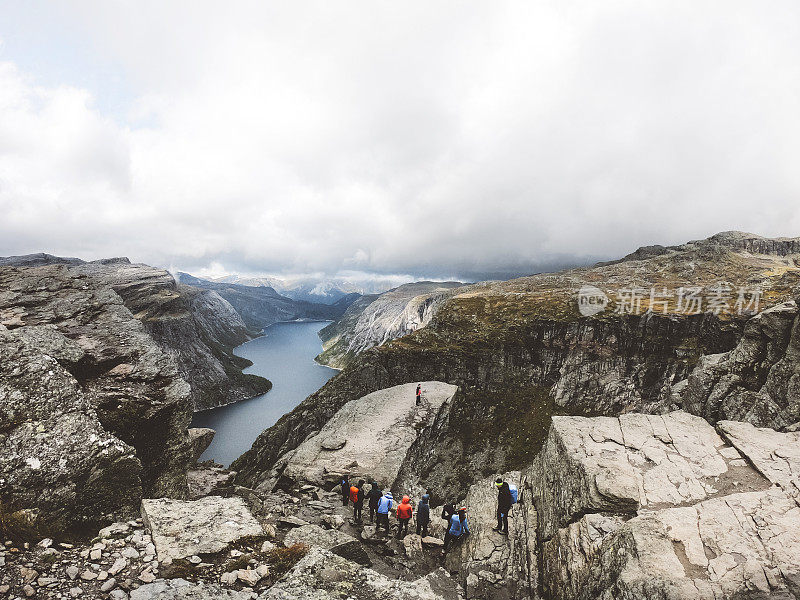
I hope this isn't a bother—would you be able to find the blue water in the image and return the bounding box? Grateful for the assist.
[191,320,338,466]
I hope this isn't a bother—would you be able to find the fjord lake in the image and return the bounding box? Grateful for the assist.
[191,320,338,466]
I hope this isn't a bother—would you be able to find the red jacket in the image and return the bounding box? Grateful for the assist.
[396,496,413,519]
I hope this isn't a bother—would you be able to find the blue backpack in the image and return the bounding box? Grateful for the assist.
[449,514,463,536]
[509,483,518,504]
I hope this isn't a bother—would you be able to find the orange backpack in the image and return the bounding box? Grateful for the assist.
[350,485,360,503]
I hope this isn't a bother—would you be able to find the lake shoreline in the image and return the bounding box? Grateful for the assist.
[191,320,338,466]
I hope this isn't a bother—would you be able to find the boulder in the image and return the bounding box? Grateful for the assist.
[130,578,252,600]
[529,411,769,541]
[141,496,264,562]
[319,437,346,451]
[421,536,444,548]
[261,546,459,599]
[187,428,215,463]
[530,412,800,600]
[277,515,310,529]
[0,327,142,538]
[283,382,457,486]
[402,534,424,559]
[359,525,387,545]
[285,524,371,566]
[541,487,800,600]
[187,465,235,499]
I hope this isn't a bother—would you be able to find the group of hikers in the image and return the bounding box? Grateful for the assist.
[339,475,518,553]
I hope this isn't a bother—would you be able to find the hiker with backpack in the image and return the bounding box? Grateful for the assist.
[351,479,365,523]
[416,494,431,537]
[376,491,394,533]
[415,383,422,406]
[493,478,518,535]
[340,475,350,506]
[367,481,382,524]
[443,507,469,552]
[396,495,413,538]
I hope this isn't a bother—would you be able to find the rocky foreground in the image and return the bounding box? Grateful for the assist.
[2,395,798,599]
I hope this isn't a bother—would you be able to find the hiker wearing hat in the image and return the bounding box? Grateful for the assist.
[396,495,413,538]
[416,494,431,537]
[376,490,394,533]
[493,479,513,535]
[351,480,365,523]
[415,383,422,405]
[443,507,469,552]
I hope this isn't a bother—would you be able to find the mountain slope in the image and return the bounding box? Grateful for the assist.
[176,272,360,330]
[315,281,465,369]
[233,231,800,498]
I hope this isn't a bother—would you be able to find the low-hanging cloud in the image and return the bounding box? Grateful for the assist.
[1,1,799,282]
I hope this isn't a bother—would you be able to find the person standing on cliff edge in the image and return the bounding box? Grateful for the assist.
[416,383,422,405]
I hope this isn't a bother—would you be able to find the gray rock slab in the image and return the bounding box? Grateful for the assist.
[542,487,800,599]
[284,524,370,566]
[530,411,771,540]
[187,428,215,463]
[718,420,800,497]
[141,496,263,562]
[261,546,458,599]
[283,382,457,486]
[130,578,252,600]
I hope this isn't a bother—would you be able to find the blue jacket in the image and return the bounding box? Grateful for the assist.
[377,492,394,515]
[448,514,469,537]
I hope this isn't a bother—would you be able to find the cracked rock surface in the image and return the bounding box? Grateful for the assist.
[459,411,800,599]
[281,382,457,488]
[141,497,265,562]
[261,546,459,600]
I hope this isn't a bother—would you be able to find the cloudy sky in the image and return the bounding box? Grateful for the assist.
[1,1,799,283]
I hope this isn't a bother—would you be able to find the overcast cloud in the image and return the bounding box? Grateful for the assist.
[1,1,799,282]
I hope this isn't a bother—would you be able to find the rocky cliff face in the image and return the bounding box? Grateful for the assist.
[141,283,270,410]
[234,232,800,501]
[2,256,270,411]
[316,282,464,369]
[680,295,800,429]
[0,255,271,538]
[0,261,191,538]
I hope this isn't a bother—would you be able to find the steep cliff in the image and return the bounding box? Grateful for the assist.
[234,232,800,500]
[0,255,273,538]
[315,281,464,369]
[0,261,191,538]
[1,257,270,410]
